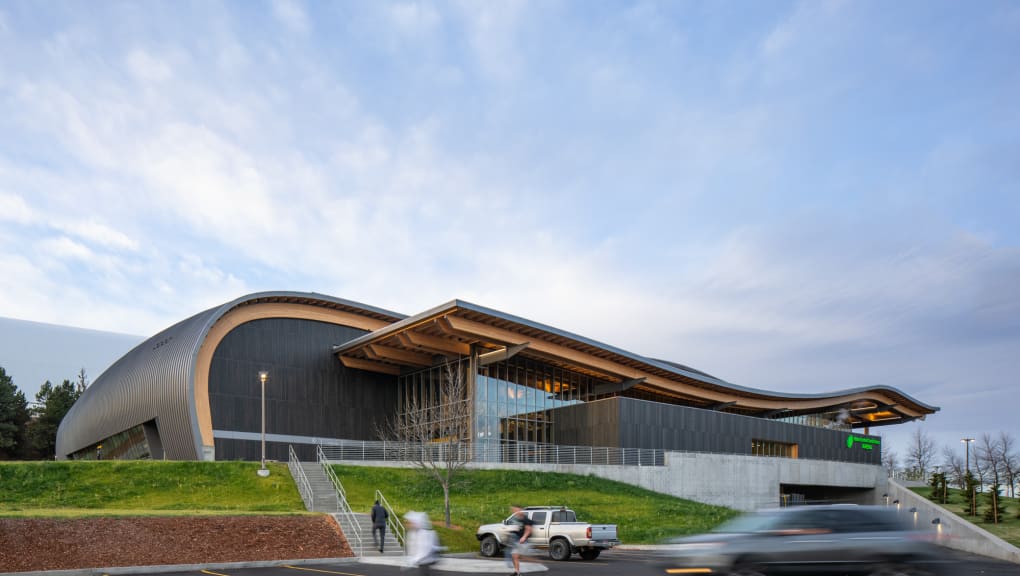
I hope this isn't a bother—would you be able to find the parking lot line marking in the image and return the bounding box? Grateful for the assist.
[281,565,366,576]
[201,570,232,576]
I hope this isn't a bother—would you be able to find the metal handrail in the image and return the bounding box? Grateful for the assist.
[375,489,405,553]
[318,444,364,556]
[317,439,666,467]
[287,444,314,510]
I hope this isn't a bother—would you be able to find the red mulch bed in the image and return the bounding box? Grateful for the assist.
[0,515,352,573]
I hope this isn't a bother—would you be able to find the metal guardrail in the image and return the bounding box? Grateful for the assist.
[317,439,666,467]
[318,445,364,556]
[287,444,314,510]
[375,488,405,553]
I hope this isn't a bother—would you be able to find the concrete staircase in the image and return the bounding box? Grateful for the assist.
[341,512,403,557]
[291,460,403,557]
[298,462,340,512]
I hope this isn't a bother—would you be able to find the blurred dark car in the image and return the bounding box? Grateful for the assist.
[662,504,953,576]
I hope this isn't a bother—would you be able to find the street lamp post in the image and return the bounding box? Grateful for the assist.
[961,437,975,473]
[258,371,270,477]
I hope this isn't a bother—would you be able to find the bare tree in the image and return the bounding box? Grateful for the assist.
[882,448,899,477]
[376,360,471,528]
[76,368,89,393]
[940,445,965,490]
[906,428,936,480]
[977,433,1003,489]
[996,431,1017,498]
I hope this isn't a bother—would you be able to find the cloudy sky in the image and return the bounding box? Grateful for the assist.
[0,1,1017,460]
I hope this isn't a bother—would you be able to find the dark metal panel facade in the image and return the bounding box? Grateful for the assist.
[207,318,397,461]
[57,291,405,461]
[551,397,882,464]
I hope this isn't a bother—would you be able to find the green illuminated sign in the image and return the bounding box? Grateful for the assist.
[847,435,881,450]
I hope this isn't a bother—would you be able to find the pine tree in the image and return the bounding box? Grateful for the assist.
[983,484,1006,524]
[25,379,82,459]
[0,366,30,459]
[964,471,980,517]
[927,472,949,504]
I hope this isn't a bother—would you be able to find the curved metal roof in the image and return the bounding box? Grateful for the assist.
[57,292,404,460]
[334,299,939,426]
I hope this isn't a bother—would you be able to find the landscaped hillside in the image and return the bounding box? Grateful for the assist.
[0,460,304,515]
[0,460,739,554]
[331,464,739,552]
[910,486,1020,548]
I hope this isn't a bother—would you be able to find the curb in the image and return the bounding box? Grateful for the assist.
[1,557,358,576]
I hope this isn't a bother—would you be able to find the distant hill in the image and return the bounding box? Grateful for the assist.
[0,317,143,401]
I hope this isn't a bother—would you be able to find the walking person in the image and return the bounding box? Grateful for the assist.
[371,499,388,553]
[505,504,534,576]
[404,511,440,575]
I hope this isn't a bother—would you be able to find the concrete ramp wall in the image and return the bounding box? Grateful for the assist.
[885,478,1020,564]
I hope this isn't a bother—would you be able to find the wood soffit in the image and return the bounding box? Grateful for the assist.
[333,307,935,424]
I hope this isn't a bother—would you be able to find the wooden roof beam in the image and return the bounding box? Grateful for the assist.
[399,331,471,356]
[366,344,435,367]
[339,355,402,375]
[478,343,530,366]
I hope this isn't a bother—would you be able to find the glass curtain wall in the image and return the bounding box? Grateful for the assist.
[396,358,470,443]
[476,356,611,459]
[397,355,614,462]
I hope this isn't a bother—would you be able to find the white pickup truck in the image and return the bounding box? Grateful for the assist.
[476,506,620,561]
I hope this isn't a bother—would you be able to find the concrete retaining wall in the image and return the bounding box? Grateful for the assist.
[334,451,885,511]
[885,478,1020,564]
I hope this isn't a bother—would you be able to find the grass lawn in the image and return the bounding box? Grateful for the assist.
[331,465,739,553]
[0,460,306,516]
[910,486,1020,548]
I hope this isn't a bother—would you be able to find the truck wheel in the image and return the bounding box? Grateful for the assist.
[549,539,572,561]
[579,549,601,561]
[479,535,500,558]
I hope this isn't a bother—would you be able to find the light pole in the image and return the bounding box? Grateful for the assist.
[258,371,270,477]
[961,437,974,473]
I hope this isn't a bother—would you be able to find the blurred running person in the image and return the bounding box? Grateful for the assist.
[505,504,534,576]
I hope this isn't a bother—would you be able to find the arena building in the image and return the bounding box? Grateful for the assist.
[57,291,937,472]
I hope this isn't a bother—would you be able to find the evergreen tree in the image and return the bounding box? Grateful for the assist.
[964,471,980,517]
[928,472,948,504]
[983,484,1006,524]
[0,366,30,459]
[25,379,81,459]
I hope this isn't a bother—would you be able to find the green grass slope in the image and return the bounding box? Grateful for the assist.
[0,461,305,516]
[331,465,738,552]
[910,486,1020,548]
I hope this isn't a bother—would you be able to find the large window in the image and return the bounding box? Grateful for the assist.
[751,438,798,458]
[476,357,610,448]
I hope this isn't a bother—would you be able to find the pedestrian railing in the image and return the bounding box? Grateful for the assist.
[287,444,314,510]
[318,444,364,556]
[317,439,666,467]
[375,488,405,553]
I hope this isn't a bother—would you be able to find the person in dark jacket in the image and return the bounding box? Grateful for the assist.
[371,499,388,553]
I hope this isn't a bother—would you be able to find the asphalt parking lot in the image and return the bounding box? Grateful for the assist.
[110,547,1020,576]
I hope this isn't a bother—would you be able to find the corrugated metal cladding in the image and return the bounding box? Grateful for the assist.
[56,306,218,460]
[553,398,882,465]
[209,318,397,461]
[56,292,400,461]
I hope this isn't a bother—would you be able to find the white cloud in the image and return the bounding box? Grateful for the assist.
[272,0,311,34]
[0,192,34,224]
[126,49,174,83]
[55,220,139,252]
[453,0,528,82]
[387,2,442,36]
[39,236,94,262]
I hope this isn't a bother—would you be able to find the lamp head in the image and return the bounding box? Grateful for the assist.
[259,371,268,384]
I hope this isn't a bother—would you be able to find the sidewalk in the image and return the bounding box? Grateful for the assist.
[0,554,551,576]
